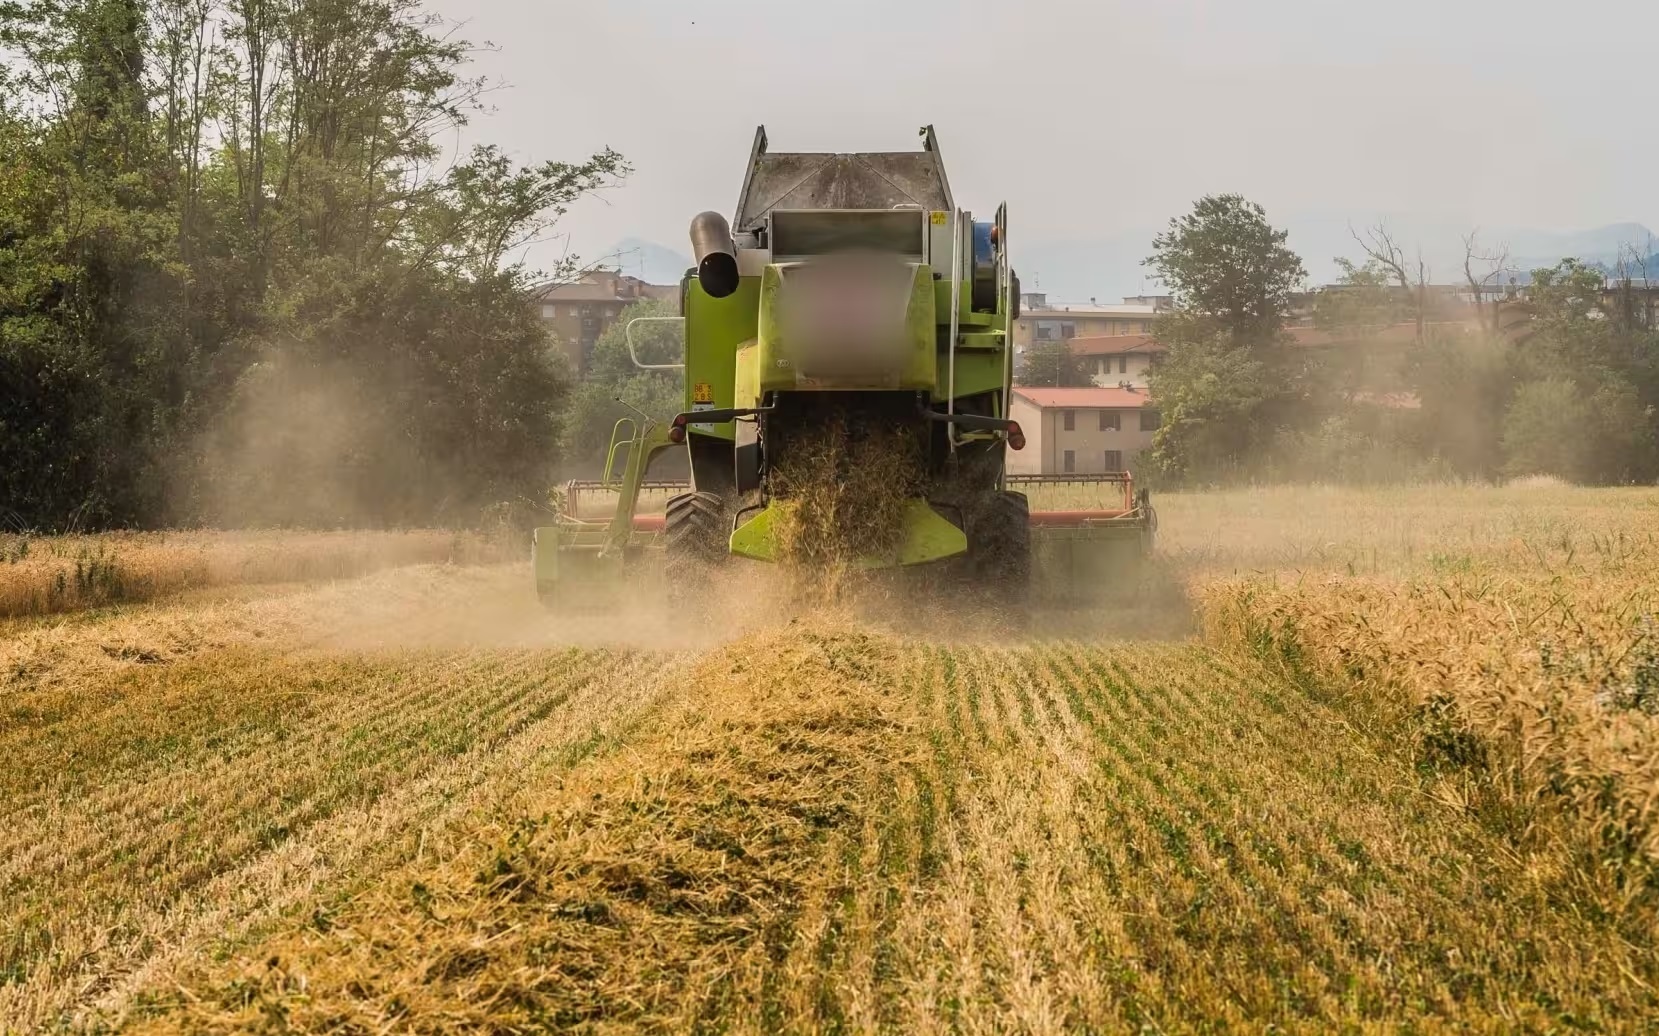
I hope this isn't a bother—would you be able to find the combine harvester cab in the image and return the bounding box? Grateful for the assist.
[534,125,1156,607]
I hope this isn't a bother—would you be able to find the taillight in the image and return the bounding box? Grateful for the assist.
[668,414,688,445]
[1006,420,1026,451]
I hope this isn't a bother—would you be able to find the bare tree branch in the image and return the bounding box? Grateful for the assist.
[1351,222,1427,345]
[1462,230,1510,333]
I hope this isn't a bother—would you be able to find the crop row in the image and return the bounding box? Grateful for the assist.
[131,626,1659,1033]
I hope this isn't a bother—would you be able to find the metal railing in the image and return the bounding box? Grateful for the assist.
[626,316,686,371]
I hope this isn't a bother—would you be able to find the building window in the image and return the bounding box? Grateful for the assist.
[1062,410,1075,431]
[1104,450,1122,470]
[540,303,556,320]
[1118,355,1128,374]
[1035,324,1055,341]
[1141,410,1162,431]
[1098,410,1120,431]
[1063,449,1075,473]
[1060,323,1076,339]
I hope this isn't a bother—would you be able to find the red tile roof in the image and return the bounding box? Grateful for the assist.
[1012,387,1153,409]
[1067,333,1166,357]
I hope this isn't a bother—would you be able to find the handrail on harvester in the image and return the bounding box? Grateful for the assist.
[600,418,639,487]
[626,316,686,372]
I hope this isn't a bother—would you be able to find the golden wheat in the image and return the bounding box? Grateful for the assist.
[1,567,691,1031]
[1172,485,1659,910]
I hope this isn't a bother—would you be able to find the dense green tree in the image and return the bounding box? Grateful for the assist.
[1142,197,1311,483]
[1497,259,1659,483]
[584,297,681,385]
[1141,328,1276,482]
[1146,194,1306,347]
[1407,330,1517,479]
[0,0,624,529]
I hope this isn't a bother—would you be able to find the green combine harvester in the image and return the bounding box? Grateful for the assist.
[533,126,1154,604]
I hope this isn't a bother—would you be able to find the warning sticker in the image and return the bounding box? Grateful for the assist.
[692,401,715,413]
[692,381,714,404]
[930,211,949,226]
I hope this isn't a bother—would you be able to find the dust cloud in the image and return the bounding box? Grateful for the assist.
[175,346,528,531]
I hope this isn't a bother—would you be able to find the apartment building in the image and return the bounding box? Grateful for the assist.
[530,270,678,372]
[1011,293,1167,352]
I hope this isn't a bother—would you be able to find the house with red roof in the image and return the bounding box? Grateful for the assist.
[1008,386,1160,475]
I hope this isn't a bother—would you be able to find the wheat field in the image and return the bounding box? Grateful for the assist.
[5,485,1659,1032]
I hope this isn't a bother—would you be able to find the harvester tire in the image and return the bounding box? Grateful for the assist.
[971,491,1031,605]
[664,491,727,596]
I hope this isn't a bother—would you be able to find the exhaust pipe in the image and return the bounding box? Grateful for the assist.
[689,211,739,299]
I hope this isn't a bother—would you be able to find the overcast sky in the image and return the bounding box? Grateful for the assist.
[426,0,1656,287]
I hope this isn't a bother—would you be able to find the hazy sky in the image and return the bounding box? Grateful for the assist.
[427,0,1656,287]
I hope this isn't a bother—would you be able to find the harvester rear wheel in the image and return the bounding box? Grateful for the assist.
[971,490,1031,605]
[664,491,727,595]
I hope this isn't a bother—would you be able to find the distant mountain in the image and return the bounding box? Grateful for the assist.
[597,238,693,286]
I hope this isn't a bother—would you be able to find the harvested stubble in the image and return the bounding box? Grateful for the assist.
[128,623,1659,1033]
[0,567,692,1031]
[0,529,511,620]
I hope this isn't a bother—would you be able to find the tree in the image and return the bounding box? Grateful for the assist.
[1146,194,1306,346]
[1142,196,1310,483]
[1408,329,1517,479]
[192,266,570,524]
[1314,259,1414,333]
[1015,339,1090,387]
[1462,230,1511,334]
[1500,259,1659,484]
[410,145,629,280]
[0,0,623,529]
[1350,223,1427,345]
[1142,332,1275,483]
